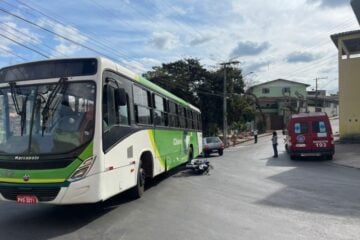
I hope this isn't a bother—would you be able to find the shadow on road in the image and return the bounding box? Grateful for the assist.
[257,152,360,218]
[0,191,137,240]
[0,160,214,240]
[265,152,330,167]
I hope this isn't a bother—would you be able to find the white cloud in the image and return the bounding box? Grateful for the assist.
[52,43,81,57]
[230,41,270,58]
[122,57,162,74]
[307,0,350,8]
[244,60,272,73]
[222,0,357,93]
[0,0,356,95]
[38,19,88,57]
[148,31,180,50]
[286,51,320,63]
[1,22,40,45]
[190,35,214,46]
[0,21,41,60]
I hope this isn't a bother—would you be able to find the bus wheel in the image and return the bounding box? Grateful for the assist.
[130,161,145,199]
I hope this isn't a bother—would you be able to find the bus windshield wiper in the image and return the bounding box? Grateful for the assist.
[9,82,22,115]
[9,82,26,136]
[41,77,68,135]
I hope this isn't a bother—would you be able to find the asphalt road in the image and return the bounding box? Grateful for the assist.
[1,135,360,240]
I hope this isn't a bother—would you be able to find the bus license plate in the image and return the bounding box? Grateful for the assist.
[16,195,38,204]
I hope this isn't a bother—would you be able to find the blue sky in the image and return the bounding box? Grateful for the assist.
[0,0,357,94]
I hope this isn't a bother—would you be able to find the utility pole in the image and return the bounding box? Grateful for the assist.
[220,60,240,147]
[314,77,327,110]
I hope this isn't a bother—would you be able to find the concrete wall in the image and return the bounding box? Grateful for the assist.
[339,57,360,139]
[307,106,339,117]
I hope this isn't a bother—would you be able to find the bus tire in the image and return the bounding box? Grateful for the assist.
[130,161,145,199]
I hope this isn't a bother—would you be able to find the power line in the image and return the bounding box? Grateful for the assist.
[6,0,152,73]
[0,45,28,61]
[0,23,67,58]
[279,53,337,80]
[14,0,137,62]
[148,1,225,60]
[147,74,225,98]
[0,7,135,65]
[267,17,355,79]
[0,32,49,58]
[86,0,188,62]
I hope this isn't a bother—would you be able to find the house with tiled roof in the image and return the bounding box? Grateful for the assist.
[248,79,310,130]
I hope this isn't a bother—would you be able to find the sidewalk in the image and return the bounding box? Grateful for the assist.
[333,143,360,169]
[227,132,272,147]
[226,129,360,169]
[329,116,360,169]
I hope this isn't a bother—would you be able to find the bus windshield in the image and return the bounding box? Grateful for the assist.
[0,81,95,155]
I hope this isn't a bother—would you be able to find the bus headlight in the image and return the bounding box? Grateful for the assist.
[68,156,96,182]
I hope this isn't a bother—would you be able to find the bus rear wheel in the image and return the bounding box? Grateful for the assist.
[130,161,145,199]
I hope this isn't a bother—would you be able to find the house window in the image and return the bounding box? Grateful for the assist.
[283,87,291,93]
[262,88,270,94]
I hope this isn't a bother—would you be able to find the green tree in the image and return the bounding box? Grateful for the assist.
[143,58,254,136]
[143,59,207,106]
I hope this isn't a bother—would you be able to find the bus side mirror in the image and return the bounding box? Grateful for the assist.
[115,88,127,106]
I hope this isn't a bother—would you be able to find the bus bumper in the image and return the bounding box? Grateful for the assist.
[0,173,102,205]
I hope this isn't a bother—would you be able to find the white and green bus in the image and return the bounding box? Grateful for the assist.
[0,57,202,204]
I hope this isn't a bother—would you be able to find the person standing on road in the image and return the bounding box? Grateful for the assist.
[271,131,278,158]
[253,129,258,144]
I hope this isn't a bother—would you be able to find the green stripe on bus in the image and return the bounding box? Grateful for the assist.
[0,141,93,184]
[0,178,65,183]
[78,141,94,161]
[148,130,166,168]
[0,182,70,188]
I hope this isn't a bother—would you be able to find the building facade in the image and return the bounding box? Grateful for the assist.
[248,79,310,130]
[330,0,360,139]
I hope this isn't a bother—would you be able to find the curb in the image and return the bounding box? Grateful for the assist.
[226,133,272,148]
[331,161,360,170]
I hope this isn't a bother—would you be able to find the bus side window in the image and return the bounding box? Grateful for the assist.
[133,85,152,125]
[187,109,193,129]
[115,89,130,125]
[153,94,168,127]
[102,84,115,131]
[168,101,178,128]
[103,84,130,130]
